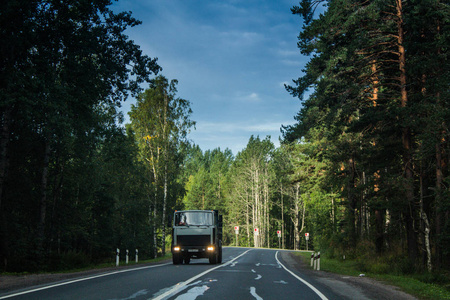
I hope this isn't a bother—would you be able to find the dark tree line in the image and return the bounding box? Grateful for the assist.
[180,138,332,253]
[0,0,161,271]
[1,0,448,276]
[284,0,450,271]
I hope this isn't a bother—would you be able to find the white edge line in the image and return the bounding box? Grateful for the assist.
[0,263,172,299]
[153,249,252,300]
[275,251,328,300]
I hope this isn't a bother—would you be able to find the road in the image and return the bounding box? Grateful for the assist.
[0,247,413,300]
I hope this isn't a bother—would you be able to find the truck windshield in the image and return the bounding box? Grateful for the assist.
[175,212,213,226]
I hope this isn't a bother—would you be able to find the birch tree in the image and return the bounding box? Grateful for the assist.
[129,75,194,256]
[228,136,274,248]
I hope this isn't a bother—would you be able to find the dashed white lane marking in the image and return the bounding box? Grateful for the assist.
[275,251,328,300]
[250,287,263,300]
[153,249,252,300]
[174,285,210,300]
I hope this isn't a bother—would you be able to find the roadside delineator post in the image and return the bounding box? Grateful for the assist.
[313,252,317,270]
[126,249,129,264]
[310,252,314,267]
[116,248,120,267]
[317,252,320,271]
[136,249,139,263]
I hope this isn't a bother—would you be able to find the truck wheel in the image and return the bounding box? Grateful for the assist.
[173,254,182,265]
[209,252,217,264]
[218,247,222,264]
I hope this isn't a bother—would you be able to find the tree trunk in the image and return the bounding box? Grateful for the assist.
[162,164,167,256]
[434,7,443,268]
[37,138,51,252]
[435,122,443,270]
[152,168,158,258]
[421,211,432,272]
[153,203,157,258]
[375,209,384,253]
[0,107,12,268]
[281,184,285,249]
[292,183,300,250]
[348,157,357,248]
[397,0,418,262]
[161,93,169,257]
[0,107,12,209]
[266,176,270,248]
[246,196,250,247]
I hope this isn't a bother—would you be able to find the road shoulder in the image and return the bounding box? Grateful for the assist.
[0,259,171,294]
[280,251,417,300]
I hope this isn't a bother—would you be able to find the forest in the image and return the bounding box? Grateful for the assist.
[0,0,449,276]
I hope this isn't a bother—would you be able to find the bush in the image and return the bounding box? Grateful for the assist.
[47,251,91,271]
[415,272,449,285]
[369,262,391,274]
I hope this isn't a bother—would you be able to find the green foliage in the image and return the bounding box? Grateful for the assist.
[285,0,450,272]
[2,0,449,281]
[296,251,450,300]
[0,0,160,272]
[128,75,195,257]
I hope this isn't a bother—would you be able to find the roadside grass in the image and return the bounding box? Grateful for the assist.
[295,252,450,300]
[73,253,172,272]
[60,253,172,274]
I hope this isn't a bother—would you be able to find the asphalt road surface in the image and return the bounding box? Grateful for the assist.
[0,247,413,300]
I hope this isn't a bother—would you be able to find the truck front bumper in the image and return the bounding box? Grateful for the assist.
[172,245,216,257]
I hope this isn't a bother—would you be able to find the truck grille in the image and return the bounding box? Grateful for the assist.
[177,235,210,246]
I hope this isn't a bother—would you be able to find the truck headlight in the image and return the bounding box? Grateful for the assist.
[173,246,180,251]
[207,246,214,251]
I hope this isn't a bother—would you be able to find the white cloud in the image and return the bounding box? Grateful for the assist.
[112,0,306,154]
[281,59,303,67]
[195,119,289,134]
[245,92,260,102]
[278,49,298,57]
[190,119,286,154]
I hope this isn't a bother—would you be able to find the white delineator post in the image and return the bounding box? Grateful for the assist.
[313,252,317,270]
[126,249,129,264]
[317,252,320,271]
[310,252,314,267]
[116,248,120,266]
[136,249,139,263]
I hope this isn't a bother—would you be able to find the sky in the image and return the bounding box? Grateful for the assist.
[111,0,308,155]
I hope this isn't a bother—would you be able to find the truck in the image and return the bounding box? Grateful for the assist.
[171,210,223,265]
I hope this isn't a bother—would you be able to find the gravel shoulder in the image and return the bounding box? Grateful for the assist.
[281,251,417,300]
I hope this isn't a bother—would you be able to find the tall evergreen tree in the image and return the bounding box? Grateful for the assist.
[286,0,450,268]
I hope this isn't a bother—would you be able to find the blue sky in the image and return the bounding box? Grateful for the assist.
[112,0,308,155]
